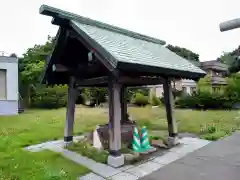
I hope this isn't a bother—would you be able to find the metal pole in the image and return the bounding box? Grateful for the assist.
[220,18,240,32]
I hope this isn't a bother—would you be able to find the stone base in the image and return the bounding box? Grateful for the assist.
[107,155,124,167]
[167,136,179,147]
[63,141,73,147]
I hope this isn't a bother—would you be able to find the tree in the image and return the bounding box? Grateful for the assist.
[218,50,240,74]
[19,36,55,106]
[166,44,199,61]
[83,88,107,106]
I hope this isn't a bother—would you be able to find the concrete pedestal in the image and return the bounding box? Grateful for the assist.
[64,141,73,148]
[168,136,179,147]
[107,155,124,167]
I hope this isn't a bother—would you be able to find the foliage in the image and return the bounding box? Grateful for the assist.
[150,95,161,106]
[131,92,149,106]
[82,88,107,106]
[166,44,199,61]
[127,87,149,102]
[31,85,68,109]
[224,73,240,102]
[197,75,212,91]
[149,87,161,106]
[67,139,109,164]
[19,36,55,107]
[175,75,236,110]
[175,90,233,110]
[218,48,240,74]
[201,131,227,141]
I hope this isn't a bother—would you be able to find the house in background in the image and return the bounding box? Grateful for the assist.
[0,55,18,115]
[150,60,228,97]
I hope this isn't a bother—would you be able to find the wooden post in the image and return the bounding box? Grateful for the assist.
[107,79,124,167]
[64,76,78,145]
[163,78,178,144]
[108,80,122,156]
[120,85,128,122]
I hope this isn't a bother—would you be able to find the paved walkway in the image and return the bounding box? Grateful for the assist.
[24,136,210,179]
[140,132,240,180]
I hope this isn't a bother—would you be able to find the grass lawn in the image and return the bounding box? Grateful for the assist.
[0,106,239,179]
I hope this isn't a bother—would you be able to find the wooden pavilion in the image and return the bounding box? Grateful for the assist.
[40,5,206,167]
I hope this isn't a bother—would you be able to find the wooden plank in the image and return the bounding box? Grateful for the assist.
[163,78,178,137]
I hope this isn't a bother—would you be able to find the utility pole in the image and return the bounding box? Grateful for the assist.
[220,18,240,32]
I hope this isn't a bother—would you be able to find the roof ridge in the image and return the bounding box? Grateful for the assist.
[39,4,166,45]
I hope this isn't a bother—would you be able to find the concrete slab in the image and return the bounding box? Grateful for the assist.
[125,161,164,178]
[152,151,183,165]
[79,173,105,180]
[50,146,121,178]
[110,172,138,180]
[117,165,135,171]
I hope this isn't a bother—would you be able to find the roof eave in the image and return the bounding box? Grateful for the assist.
[117,61,206,81]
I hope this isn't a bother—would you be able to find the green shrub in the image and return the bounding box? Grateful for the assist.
[31,85,68,109]
[175,94,198,109]
[201,131,227,141]
[175,90,233,110]
[150,94,161,106]
[82,88,107,106]
[131,93,149,106]
[67,139,109,164]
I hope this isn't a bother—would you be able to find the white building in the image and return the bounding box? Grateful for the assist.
[0,56,18,115]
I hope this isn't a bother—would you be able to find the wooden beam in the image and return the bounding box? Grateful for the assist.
[119,76,163,85]
[64,76,78,144]
[52,64,68,72]
[163,78,177,137]
[108,78,122,156]
[42,27,68,83]
[68,28,119,76]
[76,76,109,86]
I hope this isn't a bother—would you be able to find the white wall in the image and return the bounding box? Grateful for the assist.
[0,56,18,115]
[150,79,197,98]
[0,57,18,101]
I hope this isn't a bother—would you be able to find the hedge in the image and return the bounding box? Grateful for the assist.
[175,91,234,110]
[31,85,68,109]
[131,92,149,106]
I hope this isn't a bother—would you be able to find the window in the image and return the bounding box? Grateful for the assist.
[0,70,6,100]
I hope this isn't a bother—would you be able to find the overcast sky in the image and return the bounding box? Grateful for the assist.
[0,0,240,61]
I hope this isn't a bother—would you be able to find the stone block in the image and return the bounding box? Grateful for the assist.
[90,123,136,149]
[167,136,180,147]
[107,155,125,168]
[125,161,163,178]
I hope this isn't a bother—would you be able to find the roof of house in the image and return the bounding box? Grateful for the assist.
[40,5,206,85]
[200,60,229,72]
[0,56,18,63]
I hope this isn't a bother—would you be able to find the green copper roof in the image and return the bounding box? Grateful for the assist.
[71,21,205,74]
[40,5,206,79]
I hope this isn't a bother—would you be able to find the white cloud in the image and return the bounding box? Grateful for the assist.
[0,0,240,61]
